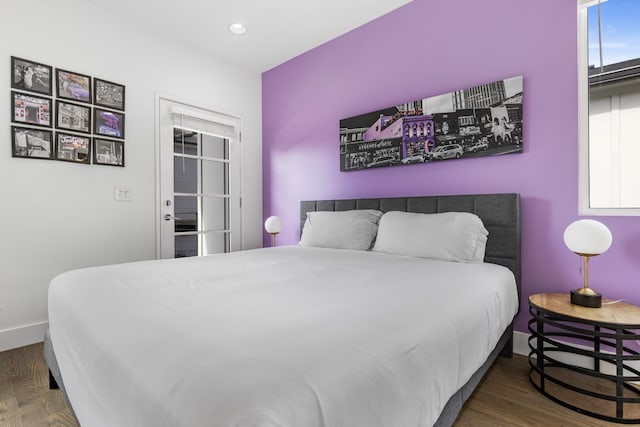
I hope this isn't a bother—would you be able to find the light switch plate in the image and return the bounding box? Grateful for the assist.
[114,187,131,201]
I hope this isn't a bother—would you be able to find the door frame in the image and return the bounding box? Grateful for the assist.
[154,93,244,259]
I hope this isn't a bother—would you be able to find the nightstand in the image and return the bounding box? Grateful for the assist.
[528,293,640,423]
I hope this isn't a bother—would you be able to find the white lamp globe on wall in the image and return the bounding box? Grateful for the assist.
[563,219,612,308]
[264,216,282,247]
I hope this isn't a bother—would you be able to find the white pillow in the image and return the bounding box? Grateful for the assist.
[299,209,383,250]
[372,211,489,263]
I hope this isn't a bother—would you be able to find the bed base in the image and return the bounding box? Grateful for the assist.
[49,369,59,390]
[44,329,78,422]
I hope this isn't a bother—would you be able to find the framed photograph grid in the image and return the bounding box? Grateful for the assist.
[9,57,125,166]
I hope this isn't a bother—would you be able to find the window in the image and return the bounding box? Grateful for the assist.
[579,0,640,214]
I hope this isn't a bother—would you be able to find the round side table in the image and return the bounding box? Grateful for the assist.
[528,293,640,424]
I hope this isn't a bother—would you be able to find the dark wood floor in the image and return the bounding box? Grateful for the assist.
[0,343,620,426]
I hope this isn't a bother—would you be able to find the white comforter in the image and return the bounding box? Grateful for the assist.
[48,246,518,427]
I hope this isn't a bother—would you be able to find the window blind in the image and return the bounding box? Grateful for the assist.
[170,106,236,139]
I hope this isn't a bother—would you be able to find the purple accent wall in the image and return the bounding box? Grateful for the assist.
[262,0,640,333]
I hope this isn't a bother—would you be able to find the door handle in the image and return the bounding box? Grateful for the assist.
[164,214,182,221]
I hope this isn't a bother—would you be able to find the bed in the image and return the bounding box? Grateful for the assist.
[45,193,520,427]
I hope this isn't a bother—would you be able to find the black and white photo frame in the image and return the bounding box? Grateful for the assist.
[11,57,53,96]
[55,132,91,164]
[94,78,125,111]
[93,138,124,167]
[11,126,53,159]
[94,108,125,139]
[56,100,92,134]
[56,68,91,103]
[11,91,52,128]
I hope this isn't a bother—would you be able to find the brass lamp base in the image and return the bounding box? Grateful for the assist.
[571,288,602,308]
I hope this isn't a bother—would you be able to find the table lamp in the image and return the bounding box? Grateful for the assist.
[264,216,282,247]
[563,219,612,308]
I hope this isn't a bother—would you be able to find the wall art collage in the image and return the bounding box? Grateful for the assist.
[10,56,126,167]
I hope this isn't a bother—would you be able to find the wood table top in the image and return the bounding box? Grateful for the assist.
[529,293,640,327]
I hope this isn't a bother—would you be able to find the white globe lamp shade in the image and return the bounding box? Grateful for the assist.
[264,216,282,234]
[563,219,612,255]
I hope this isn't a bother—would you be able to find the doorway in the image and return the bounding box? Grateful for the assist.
[156,98,242,259]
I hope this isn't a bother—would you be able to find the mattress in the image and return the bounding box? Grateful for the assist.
[48,246,518,427]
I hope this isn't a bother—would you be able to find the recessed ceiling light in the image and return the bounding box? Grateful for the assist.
[229,23,247,35]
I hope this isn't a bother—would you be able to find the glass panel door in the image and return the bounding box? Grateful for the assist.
[157,98,241,259]
[173,129,230,257]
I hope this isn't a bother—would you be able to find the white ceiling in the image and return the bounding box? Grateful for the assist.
[88,0,413,73]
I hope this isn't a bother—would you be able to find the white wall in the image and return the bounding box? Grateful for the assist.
[589,80,640,208]
[0,0,263,351]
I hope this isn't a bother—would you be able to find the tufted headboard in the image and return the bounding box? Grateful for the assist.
[300,193,521,303]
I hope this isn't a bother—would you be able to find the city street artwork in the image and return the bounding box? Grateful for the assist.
[339,76,523,171]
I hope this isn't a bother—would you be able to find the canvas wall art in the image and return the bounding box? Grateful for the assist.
[339,76,523,171]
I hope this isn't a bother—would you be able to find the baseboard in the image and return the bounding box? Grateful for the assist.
[513,330,592,371]
[513,330,530,356]
[0,321,48,352]
[511,329,640,378]
[513,330,589,363]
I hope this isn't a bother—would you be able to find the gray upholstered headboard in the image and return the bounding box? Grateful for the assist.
[300,193,521,302]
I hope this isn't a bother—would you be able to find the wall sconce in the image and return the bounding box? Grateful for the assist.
[563,219,612,308]
[264,216,282,247]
